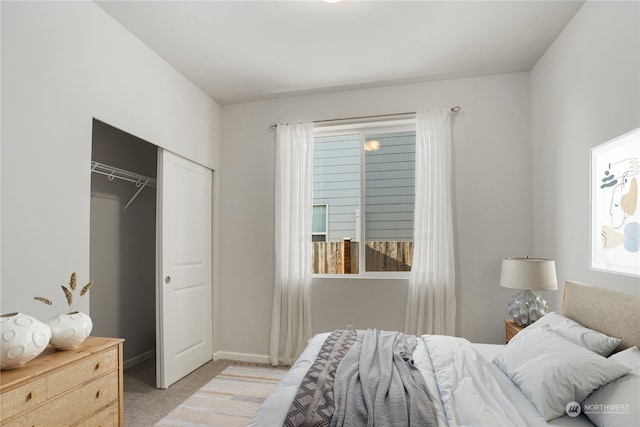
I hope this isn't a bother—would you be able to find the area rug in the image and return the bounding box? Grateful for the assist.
[155,364,288,427]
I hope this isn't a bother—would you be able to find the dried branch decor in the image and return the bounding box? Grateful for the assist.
[34,272,94,313]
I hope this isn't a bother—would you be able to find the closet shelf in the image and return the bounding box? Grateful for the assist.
[91,161,156,210]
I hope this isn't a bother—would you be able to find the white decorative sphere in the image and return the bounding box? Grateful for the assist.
[1,312,52,370]
[48,312,93,350]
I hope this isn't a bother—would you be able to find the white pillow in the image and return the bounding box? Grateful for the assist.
[608,345,640,368]
[493,325,630,421]
[582,346,640,427]
[527,312,621,356]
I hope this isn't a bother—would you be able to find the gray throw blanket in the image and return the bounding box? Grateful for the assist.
[330,329,436,427]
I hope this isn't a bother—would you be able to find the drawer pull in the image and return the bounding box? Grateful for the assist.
[27,391,35,400]
[95,361,103,370]
[95,389,102,399]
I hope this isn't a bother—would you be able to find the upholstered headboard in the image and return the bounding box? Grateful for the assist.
[561,280,640,352]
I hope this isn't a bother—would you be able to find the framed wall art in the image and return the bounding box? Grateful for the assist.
[590,127,640,277]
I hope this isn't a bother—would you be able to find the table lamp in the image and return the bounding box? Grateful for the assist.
[500,257,558,326]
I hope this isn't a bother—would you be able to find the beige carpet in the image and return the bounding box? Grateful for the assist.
[154,365,288,427]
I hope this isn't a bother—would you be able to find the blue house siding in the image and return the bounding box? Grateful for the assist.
[365,131,415,241]
[313,130,415,243]
[314,134,360,241]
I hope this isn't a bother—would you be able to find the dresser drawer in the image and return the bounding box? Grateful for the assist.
[46,347,118,398]
[75,402,118,427]
[0,376,47,421]
[26,371,119,426]
[0,414,25,427]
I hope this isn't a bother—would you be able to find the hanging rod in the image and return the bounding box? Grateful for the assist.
[91,161,156,210]
[269,105,461,130]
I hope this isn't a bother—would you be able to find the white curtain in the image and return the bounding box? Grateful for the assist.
[270,122,314,366]
[405,109,456,336]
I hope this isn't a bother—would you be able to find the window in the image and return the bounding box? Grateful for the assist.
[312,204,328,242]
[312,121,416,275]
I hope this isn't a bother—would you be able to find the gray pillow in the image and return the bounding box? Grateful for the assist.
[527,312,621,356]
[582,346,640,427]
[493,325,630,421]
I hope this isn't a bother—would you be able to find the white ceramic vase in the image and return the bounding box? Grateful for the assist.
[48,311,93,350]
[0,312,52,370]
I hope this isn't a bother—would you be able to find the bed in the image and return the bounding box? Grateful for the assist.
[248,281,640,427]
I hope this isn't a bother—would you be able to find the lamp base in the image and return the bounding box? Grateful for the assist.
[507,290,550,326]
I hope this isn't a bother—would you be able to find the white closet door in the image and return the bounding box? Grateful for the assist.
[156,149,212,389]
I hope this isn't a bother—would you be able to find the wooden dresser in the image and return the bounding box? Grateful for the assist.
[0,337,124,427]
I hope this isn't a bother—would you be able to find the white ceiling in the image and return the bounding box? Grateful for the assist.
[96,0,585,105]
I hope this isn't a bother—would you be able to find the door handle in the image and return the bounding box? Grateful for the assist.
[165,276,171,284]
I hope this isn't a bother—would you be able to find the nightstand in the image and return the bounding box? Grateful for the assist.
[504,319,525,343]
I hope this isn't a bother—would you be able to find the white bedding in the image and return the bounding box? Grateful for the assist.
[249,333,594,427]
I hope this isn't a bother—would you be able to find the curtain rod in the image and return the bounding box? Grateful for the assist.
[269,105,461,130]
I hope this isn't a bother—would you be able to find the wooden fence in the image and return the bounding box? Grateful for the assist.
[312,240,413,274]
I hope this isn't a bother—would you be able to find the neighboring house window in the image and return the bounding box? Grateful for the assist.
[312,204,328,242]
[312,121,416,275]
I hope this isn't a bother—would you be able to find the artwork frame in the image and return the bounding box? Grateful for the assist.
[590,127,640,277]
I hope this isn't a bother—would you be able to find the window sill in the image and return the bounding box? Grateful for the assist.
[312,273,410,280]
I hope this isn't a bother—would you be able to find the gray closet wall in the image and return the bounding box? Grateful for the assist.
[90,119,157,367]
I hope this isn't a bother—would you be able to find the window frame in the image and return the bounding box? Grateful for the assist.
[312,203,328,242]
[312,118,416,279]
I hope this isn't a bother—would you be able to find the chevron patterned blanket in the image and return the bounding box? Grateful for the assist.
[283,329,357,426]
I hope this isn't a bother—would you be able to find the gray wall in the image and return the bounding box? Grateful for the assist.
[1,1,220,327]
[90,120,157,365]
[530,0,640,303]
[4,0,637,366]
[219,71,533,360]
[217,1,640,362]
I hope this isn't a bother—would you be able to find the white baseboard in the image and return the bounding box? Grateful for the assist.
[124,349,155,370]
[213,350,270,364]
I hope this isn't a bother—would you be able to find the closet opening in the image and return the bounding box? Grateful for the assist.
[90,119,158,374]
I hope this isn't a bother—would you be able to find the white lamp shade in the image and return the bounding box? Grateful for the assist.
[500,257,558,291]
